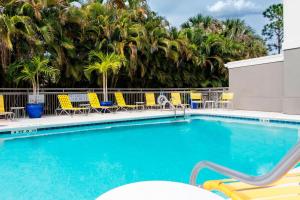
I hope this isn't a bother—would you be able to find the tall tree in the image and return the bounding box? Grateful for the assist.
[262,3,283,54]
[0,0,267,88]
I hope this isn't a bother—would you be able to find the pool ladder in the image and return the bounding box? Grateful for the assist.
[173,105,187,119]
[157,95,187,119]
[190,141,300,187]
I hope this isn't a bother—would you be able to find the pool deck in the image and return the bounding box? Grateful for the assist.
[2,109,300,132]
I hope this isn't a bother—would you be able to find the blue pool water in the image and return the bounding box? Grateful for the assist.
[0,116,299,200]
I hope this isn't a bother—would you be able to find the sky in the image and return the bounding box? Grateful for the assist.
[148,0,282,35]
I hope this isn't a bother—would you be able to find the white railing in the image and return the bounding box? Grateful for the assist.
[0,87,228,115]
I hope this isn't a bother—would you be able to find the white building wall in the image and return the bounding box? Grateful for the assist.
[226,55,284,112]
[283,0,300,50]
[282,0,300,114]
[225,0,300,114]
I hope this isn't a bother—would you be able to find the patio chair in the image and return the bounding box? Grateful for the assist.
[114,92,143,111]
[145,93,161,109]
[216,92,234,109]
[171,92,189,109]
[203,171,300,200]
[57,95,89,116]
[190,92,204,109]
[87,93,117,113]
[0,95,14,119]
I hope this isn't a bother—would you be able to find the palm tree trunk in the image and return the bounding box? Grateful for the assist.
[111,74,119,88]
[32,80,37,103]
[103,72,108,102]
[106,72,108,101]
[36,73,40,96]
[0,43,8,75]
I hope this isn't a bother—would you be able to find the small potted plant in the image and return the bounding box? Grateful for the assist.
[11,56,59,118]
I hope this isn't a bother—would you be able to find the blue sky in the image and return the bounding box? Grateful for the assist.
[148,0,282,35]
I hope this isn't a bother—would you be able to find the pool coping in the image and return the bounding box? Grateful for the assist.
[2,110,300,135]
[0,113,188,135]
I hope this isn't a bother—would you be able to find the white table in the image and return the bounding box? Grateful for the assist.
[204,101,215,109]
[96,181,224,200]
[11,107,25,118]
[79,103,91,114]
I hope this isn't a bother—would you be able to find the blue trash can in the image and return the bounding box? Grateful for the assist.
[100,101,113,106]
[190,100,198,109]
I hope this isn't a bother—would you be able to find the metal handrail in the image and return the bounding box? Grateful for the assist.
[190,141,300,186]
[162,99,177,118]
[157,95,188,119]
[173,105,187,119]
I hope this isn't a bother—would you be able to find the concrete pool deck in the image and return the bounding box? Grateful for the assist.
[2,109,300,132]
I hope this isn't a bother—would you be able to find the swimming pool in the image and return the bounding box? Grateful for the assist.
[0,116,299,200]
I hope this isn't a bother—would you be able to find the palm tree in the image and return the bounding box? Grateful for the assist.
[183,14,222,34]
[223,19,267,59]
[0,13,37,74]
[0,0,268,88]
[108,0,126,9]
[85,51,125,101]
[37,2,83,86]
[10,56,59,102]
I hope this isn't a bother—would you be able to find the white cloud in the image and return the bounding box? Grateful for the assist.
[208,0,262,17]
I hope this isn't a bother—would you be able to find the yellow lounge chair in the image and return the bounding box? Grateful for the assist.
[57,95,89,115]
[217,92,234,109]
[87,93,117,113]
[203,172,300,200]
[114,92,143,111]
[190,92,204,109]
[171,92,189,108]
[145,93,161,109]
[0,95,14,119]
